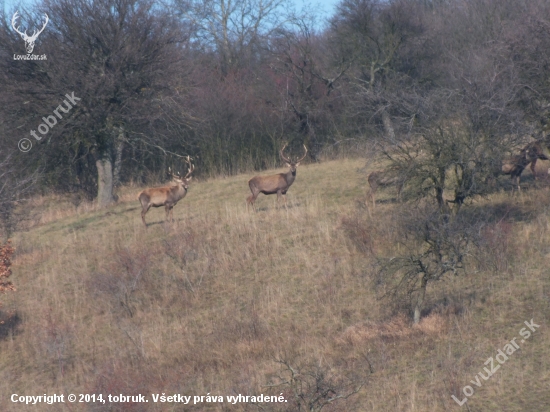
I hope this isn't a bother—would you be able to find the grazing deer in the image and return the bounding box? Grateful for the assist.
[246,144,308,211]
[138,157,194,227]
[501,150,530,191]
[366,170,405,209]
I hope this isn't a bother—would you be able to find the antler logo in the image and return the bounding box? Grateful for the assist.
[11,11,49,54]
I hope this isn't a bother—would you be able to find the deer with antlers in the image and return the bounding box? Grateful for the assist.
[500,139,550,191]
[11,11,49,54]
[138,157,194,227]
[246,144,308,211]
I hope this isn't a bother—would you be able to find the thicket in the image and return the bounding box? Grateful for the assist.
[0,0,548,209]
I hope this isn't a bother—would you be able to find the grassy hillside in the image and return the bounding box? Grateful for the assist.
[1,157,549,411]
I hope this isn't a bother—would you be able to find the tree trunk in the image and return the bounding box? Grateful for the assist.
[413,274,428,324]
[382,110,396,142]
[96,157,114,207]
[113,127,124,189]
[435,166,446,210]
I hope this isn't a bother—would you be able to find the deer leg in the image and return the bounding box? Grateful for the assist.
[513,175,521,192]
[246,182,260,212]
[370,188,376,209]
[246,191,258,212]
[141,205,151,227]
[531,159,537,180]
[397,183,403,203]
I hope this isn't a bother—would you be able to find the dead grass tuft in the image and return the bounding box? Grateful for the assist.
[339,312,448,346]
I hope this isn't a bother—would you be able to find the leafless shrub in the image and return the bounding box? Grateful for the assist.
[37,310,75,381]
[0,240,15,295]
[377,206,481,323]
[479,220,514,274]
[263,358,367,412]
[162,228,204,294]
[89,245,152,318]
[339,215,375,255]
[87,360,164,412]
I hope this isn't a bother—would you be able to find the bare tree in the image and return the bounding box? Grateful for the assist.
[176,0,289,75]
[0,0,189,206]
[378,207,479,323]
[264,358,366,411]
[269,17,352,160]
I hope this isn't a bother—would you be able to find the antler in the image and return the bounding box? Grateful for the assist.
[184,156,195,179]
[11,12,48,41]
[168,156,194,180]
[168,167,181,179]
[296,145,308,163]
[11,11,26,38]
[30,13,49,41]
[280,143,292,163]
[280,144,308,164]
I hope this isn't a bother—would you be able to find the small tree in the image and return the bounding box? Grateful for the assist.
[0,0,188,206]
[378,207,479,324]
[264,358,366,412]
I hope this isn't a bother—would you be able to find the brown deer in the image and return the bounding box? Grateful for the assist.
[524,140,550,179]
[138,157,194,227]
[501,150,530,191]
[499,139,550,190]
[366,170,405,209]
[246,144,308,211]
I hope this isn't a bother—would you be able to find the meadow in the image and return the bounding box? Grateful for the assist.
[1,156,549,411]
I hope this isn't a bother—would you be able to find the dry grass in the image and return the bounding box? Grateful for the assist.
[1,158,549,411]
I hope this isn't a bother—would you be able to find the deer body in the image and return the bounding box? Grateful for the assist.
[138,158,194,227]
[502,151,530,191]
[246,144,307,211]
[525,140,550,178]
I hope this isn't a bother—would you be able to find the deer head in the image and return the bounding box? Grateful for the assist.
[168,156,195,187]
[279,143,308,174]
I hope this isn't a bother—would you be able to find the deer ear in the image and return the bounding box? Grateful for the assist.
[285,163,291,168]
[295,162,300,167]
[187,176,192,181]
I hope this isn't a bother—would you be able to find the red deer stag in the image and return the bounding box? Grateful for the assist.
[500,140,550,191]
[246,144,308,211]
[366,170,405,209]
[138,157,194,227]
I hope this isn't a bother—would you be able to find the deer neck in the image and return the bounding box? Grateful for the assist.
[285,168,297,184]
[172,183,187,200]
